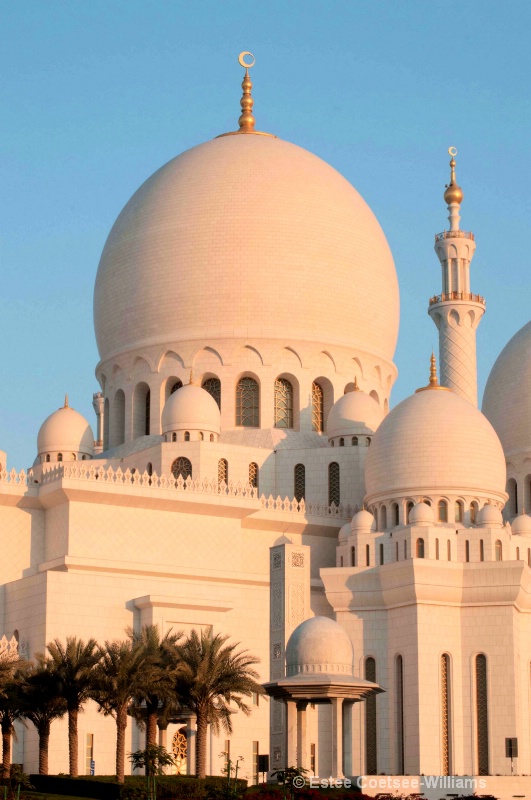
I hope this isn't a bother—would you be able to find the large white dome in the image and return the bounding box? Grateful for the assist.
[482,320,531,459]
[285,617,354,676]
[37,401,94,460]
[94,134,399,364]
[365,387,507,505]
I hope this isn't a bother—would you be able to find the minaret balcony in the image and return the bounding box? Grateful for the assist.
[435,230,475,242]
[429,291,485,306]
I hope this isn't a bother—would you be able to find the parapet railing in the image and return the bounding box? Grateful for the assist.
[429,291,485,306]
[434,230,475,242]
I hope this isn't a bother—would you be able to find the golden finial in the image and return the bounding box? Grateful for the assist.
[64,394,69,408]
[444,146,464,206]
[238,52,256,132]
[353,376,361,391]
[416,352,451,393]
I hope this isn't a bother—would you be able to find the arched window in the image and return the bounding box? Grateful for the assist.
[366,544,370,566]
[111,389,126,447]
[379,543,384,566]
[172,433,177,442]
[392,503,399,526]
[380,506,387,530]
[465,540,470,562]
[236,377,259,427]
[145,389,150,435]
[480,540,484,562]
[57,453,63,462]
[366,437,371,446]
[470,502,478,524]
[365,657,377,774]
[507,478,518,516]
[475,654,489,775]
[103,397,110,450]
[311,382,324,433]
[416,538,425,558]
[396,655,405,774]
[274,378,293,428]
[72,453,76,461]
[455,501,463,523]
[210,434,214,442]
[495,540,502,561]
[331,440,335,447]
[516,547,520,561]
[351,546,356,567]
[395,541,399,561]
[249,463,259,490]
[171,457,192,481]
[373,508,379,530]
[147,463,153,477]
[435,538,440,560]
[294,464,306,502]
[171,380,183,394]
[133,382,151,438]
[202,378,221,409]
[339,437,344,447]
[441,654,451,775]
[218,458,228,486]
[438,500,448,522]
[184,432,190,441]
[447,540,451,561]
[45,454,50,463]
[406,501,414,524]
[328,462,340,506]
[352,436,358,446]
[199,432,204,441]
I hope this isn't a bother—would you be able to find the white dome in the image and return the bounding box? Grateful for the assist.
[483,321,531,458]
[351,509,376,533]
[327,388,384,439]
[285,617,354,676]
[511,513,531,536]
[477,504,503,528]
[94,134,399,365]
[338,523,350,542]
[37,401,94,459]
[161,383,221,436]
[365,388,507,505]
[409,502,435,526]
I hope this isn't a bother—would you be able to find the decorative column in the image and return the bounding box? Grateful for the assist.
[92,392,104,454]
[331,698,344,778]
[428,148,485,406]
[286,700,298,767]
[343,701,353,777]
[269,542,311,770]
[186,716,196,776]
[296,701,309,771]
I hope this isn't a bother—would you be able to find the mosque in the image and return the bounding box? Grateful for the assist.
[1,53,531,791]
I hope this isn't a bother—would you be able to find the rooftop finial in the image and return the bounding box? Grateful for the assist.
[238,52,256,132]
[189,369,195,385]
[429,352,438,387]
[64,394,69,408]
[444,146,464,206]
[353,376,360,391]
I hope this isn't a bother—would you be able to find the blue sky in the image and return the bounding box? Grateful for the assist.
[3,1,531,468]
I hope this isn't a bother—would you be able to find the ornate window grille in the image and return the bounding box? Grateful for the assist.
[311,382,324,432]
[170,380,183,394]
[274,378,293,428]
[294,464,305,502]
[365,657,377,774]
[171,457,192,481]
[441,654,451,775]
[236,377,259,427]
[328,462,340,506]
[249,462,259,490]
[476,654,489,775]
[218,458,228,486]
[396,655,404,773]
[145,389,151,436]
[203,378,221,409]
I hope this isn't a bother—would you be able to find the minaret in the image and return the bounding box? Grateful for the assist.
[428,148,485,406]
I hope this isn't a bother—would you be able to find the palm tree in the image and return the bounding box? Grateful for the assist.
[0,666,27,778]
[173,629,265,779]
[21,656,67,774]
[91,639,146,783]
[128,625,182,756]
[46,637,100,777]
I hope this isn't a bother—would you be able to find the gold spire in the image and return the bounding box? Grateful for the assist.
[444,146,464,206]
[415,352,451,393]
[189,369,194,385]
[64,394,69,408]
[353,376,360,391]
[216,53,275,138]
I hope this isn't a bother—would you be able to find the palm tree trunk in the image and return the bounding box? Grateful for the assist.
[38,720,51,775]
[68,706,79,777]
[195,707,208,779]
[146,709,158,749]
[115,705,128,783]
[1,723,11,779]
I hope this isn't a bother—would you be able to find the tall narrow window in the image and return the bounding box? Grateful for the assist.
[406,501,414,523]
[392,503,399,526]
[441,654,451,775]
[328,462,340,506]
[352,436,358,446]
[455,501,463,523]
[145,389,150,435]
[339,437,344,446]
[416,538,425,558]
[439,500,448,522]
[249,463,259,490]
[218,458,228,486]
[366,544,370,566]
[351,546,356,567]
[133,382,151,438]
[236,377,259,427]
[396,655,405,774]
[395,541,399,561]
[381,506,387,530]
[202,377,221,409]
[111,389,125,447]
[57,453,63,462]
[516,547,520,560]
[476,654,489,775]
[103,397,110,450]
[365,657,377,774]
[404,540,407,559]
[465,540,470,562]
[184,431,190,441]
[435,538,440,560]
[171,457,192,481]
[507,478,518,516]
[447,540,451,561]
[480,540,484,561]
[252,741,259,785]
[470,502,478,524]
[379,543,384,565]
[294,464,305,502]
[274,378,293,428]
[312,382,324,432]
[495,540,502,561]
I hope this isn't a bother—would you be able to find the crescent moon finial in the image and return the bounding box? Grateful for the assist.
[238,51,255,71]
[448,146,458,157]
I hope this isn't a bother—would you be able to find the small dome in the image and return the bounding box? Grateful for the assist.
[477,504,503,528]
[483,321,531,459]
[511,513,531,536]
[365,387,507,506]
[285,617,354,676]
[161,383,221,436]
[409,502,435,526]
[327,388,383,440]
[338,523,350,542]
[37,400,94,460]
[351,509,376,533]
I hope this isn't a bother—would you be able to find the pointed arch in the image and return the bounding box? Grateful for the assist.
[157,350,185,372]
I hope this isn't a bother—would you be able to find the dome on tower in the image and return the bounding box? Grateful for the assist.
[37,398,94,462]
[94,134,399,366]
[482,320,531,459]
[161,383,221,438]
[351,509,376,533]
[365,384,507,506]
[285,617,354,676]
[327,385,383,440]
[477,504,503,528]
[409,502,435,526]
